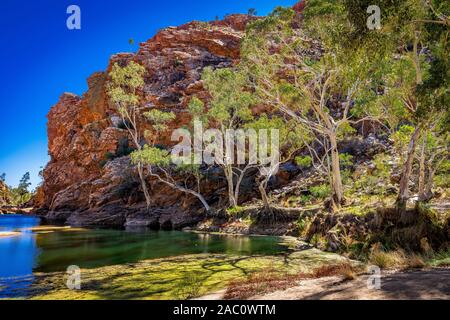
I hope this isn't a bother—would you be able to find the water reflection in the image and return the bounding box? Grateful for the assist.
[0,215,287,298]
[0,215,40,297]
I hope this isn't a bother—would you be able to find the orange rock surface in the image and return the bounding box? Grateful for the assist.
[39,15,252,214]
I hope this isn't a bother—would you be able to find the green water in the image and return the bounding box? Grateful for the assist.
[33,228,289,272]
[0,215,290,298]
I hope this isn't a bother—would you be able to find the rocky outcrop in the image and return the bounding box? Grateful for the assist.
[0,180,10,206]
[37,2,314,228]
[37,14,256,227]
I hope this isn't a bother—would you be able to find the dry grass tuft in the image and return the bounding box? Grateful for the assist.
[223,269,310,300]
[369,243,425,269]
[313,262,358,280]
[224,262,358,300]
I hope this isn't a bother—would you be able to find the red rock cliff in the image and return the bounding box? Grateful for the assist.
[37,14,254,227]
[38,2,308,227]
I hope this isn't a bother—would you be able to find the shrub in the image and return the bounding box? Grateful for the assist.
[310,184,331,199]
[341,169,353,186]
[226,206,246,216]
[392,125,415,148]
[428,249,450,267]
[224,262,359,299]
[339,153,354,168]
[352,153,392,196]
[297,216,313,237]
[287,194,311,206]
[300,194,312,204]
[224,269,309,300]
[310,233,328,249]
[369,243,425,269]
[295,155,312,168]
[369,247,405,268]
[312,262,358,280]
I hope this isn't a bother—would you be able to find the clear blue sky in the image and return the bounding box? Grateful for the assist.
[0,0,297,189]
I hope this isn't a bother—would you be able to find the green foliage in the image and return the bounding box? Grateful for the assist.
[435,171,450,188]
[339,153,354,168]
[143,109,176,133]
[310,233,328,249]
[107,61,146,113]
[310,184,331,199]
[391,125,416,161]
[5,172,34,206]
[286,194,313,207]
[352,153,393,196]
[303,0,349,51]
[246,114,308,159]
[131,144,202,178]
[188,96,208,125]
[297,216,314,237]
[0,173,5,182]
[130,145,171,167]
[246,6,295,35]
[174,272,203,299]
[303,0,345,18]
[428,248,450,267]
[341,169,353,186]
[226,206,246,216]
[144,109,176,125]
[202,67,254,124]
[17,172,31,196]
[393,124,416,144]
[295,155,313,169]
[337,123,357,139]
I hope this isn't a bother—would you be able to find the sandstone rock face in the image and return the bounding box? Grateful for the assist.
[38,14,253,227]
[0,180,10,206]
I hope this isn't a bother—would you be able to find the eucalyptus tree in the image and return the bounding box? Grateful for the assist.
[341,0,449,209]
[240,6,388,211]
[129,96,212,212]
[107,61,153,206]
[130,67,256,212]
[130,146,211,212]
[192,67,255,208]
[245,115,309,213]
[417,114,449,202]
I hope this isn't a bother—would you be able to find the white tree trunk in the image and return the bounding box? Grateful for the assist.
[418,135,426,198]
[150,171,210,212]
[397,127,421,209]
[329,133,344,209]
[137,162,151,207]
[258,180,271,213]
[224,165,237,208]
